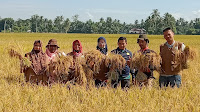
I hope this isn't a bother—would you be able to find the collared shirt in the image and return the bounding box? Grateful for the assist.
[165,41,185,51]
[111,47,132,61]
[111,47,133,80]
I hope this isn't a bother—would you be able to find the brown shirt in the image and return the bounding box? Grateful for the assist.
[160,41,183,75]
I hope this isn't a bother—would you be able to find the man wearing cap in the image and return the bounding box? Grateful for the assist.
[134,34,156,87]
[111,37,133,89]
[46,39,61,62]
[159,27,185,88]
[45,39,66,83]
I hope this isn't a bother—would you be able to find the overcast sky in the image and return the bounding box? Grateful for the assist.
[1,0,200,23]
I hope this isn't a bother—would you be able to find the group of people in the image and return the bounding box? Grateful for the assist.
[21,27,187,89]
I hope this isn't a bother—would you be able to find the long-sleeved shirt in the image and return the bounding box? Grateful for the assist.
[111,47,133,80]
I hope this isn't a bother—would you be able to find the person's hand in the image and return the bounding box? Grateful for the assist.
[126,57,131,67]
[132,77,136,85]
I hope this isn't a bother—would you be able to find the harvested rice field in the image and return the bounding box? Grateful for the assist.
[0,33,200,112]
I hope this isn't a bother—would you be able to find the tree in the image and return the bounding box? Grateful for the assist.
[30,14,40,32]
[163,13,176,33]
[63,18,71,33]
[0,18,14,32]
[54,16,64,33]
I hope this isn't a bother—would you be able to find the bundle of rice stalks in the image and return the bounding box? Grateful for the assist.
[54,55,73,81]
[8,48,32,72]
[183,46,197,61]
[105,53,126,71]
[21,57,32,67]
[84,50,105,74]
[130,52,161,72]
[82,64,94,83]
[106,71,119,81]
[181,46,197,69]
[73,57,87,86]
[8,48,22,60]
[135,71,148,82]
[104,53,126,81]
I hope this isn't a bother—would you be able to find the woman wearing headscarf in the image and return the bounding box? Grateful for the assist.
[96,37,108,55]
[23,40,48,85]
[67,40,86,86]
[94,37,109,87]
[67,40,83,58]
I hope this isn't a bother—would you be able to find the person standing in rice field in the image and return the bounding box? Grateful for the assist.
[95,37,109,87]
[45,39,65,83]
[23,40,48,85]
[67,40,84,58]
[159,27,186,88]
[67,40,85,85]
[134,34,156,87]
[111,37,133,89]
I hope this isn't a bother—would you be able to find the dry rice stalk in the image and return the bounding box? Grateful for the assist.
[105,53,126,71]
[73,57,87,86]
[8,48,23,60]
[84,50,105,74]
[135,71,148,82]
[183,46,197,61]
[130,52,161,72]
[105,53,126,81]
[8,48,32,72]
[106,71,119,81]
[54,55,73,81]
[82,64,94,83]
[180,46,197,69]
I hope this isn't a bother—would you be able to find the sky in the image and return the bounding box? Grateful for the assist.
[1,0,200,23]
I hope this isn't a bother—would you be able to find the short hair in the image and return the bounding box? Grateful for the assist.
[163,27,173,33]
[118,37,127,43]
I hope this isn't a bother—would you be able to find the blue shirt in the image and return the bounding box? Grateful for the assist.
[111,47,133,80]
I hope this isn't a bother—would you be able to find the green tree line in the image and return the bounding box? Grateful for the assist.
[1,9,200,35]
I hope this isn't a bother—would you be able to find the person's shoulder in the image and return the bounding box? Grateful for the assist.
[126,49,132,53]
[111,49,117,53]
[160,43,166,47]
[25,52,31,57]
[175,41,184,45]
[144,49,156,54]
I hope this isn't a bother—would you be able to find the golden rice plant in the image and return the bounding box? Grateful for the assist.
[105,53,126,71]
[54,55,73,81]
[8,48,32,73]
[73,57,88,86]
[105,53,126,80]
[183,46,197,61]
[8,48,22,60]
[130,52,161,72]
[181,46,197,69]
[84,50,105,74]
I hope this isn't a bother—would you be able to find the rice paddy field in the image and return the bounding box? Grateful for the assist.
[0,33,200,112]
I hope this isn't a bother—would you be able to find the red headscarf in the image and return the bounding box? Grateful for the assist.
[72,40,83,57]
